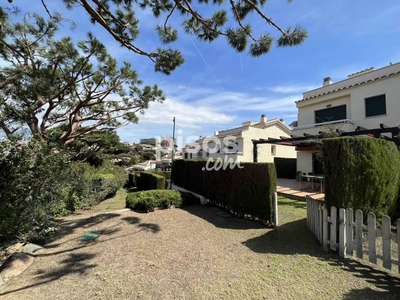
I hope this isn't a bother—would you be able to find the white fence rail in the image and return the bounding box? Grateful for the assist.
[306,196,400,272]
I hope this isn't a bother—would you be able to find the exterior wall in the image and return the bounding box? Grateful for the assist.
[348,77,400,129]
[294,63,400,173]
[295,74,400,134]
[242,125,296,162]
[296,94,351,128]
[181,120,296,163]
[208,136,244,161]
[296,151,313,173]
[256,144,296,163]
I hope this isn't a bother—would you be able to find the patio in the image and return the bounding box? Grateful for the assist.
[277,178,325,201]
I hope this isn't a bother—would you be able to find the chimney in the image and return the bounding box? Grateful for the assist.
[260,114,267,123]
[214,131,219,136]
[323,77,332,86]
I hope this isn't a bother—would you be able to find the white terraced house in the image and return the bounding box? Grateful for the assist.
[182,114,296,163]
[292,62,400,173]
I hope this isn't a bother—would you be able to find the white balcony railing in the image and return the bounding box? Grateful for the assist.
[292,119,354,131]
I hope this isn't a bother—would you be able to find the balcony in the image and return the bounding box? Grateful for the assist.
[291,119,356,136]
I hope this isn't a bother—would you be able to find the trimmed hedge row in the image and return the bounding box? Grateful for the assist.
[128,171,171,189]
[322,137,400,217]
[172,160,277,223]
[135,172,165,191]
[126,190,200,212]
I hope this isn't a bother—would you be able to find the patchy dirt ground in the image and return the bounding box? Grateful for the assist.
[0,199,400,300]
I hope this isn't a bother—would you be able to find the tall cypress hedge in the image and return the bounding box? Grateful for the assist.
[322,137,400,217]
[172,160,277,223]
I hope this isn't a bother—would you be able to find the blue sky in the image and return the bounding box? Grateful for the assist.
[6,1,400,146]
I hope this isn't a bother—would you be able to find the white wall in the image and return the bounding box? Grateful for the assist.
[297,151,313,173]
[242,124,296,162]
[294,65,400,173]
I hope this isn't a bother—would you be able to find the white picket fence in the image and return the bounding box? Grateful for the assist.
[306,196,400,272]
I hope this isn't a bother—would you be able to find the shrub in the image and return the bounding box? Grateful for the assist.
[126,190,185,212]
[322,137,400,217]
[136,172,165,191]
[0,139,72,243]
[0,138,127,244]
[67,160,126,208]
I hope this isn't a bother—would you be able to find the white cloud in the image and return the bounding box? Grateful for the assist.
[268,85,319,94]
[116,86,300,143]
[191,91,299,114]
[138,97,235,129]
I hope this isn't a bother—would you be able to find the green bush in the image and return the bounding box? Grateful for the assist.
[136,172,165,191]
[0,139,72,243]
[67,160,126,209]
[0,137,127,244]
[126,190,188,212]
[322,137,400,217]
[153,171,171,180]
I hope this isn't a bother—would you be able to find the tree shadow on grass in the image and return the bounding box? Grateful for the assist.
[335,258,400,299]
[0,252,97,297]
[48,213,123,245]
[243,217,400,298]
[39,215,160,257]
[243,218,321,255]
[121,216,140,225]
[183,205,267,230]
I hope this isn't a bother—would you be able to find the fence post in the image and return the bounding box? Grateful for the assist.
[274,192,278,230]
[323,206,329,251]
[355,210,363,259]
[367,212,377,264]
[398,219,400,274]
[318,201,323,243]
[382,216,392,270]
[346,208,354,255]
[306,196,310,228]
[312,198,316,235]
[338,208,346,258]
[330,206,337,251]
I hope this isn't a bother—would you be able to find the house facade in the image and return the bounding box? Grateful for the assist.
[293,62,400,173]
[182,114,296,163]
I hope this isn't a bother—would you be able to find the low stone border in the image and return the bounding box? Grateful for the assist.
[0,243,44,291]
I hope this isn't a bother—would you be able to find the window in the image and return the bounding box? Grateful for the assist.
[271,145,276,155]
[223,142,239,154]
[365,94,386,117]
[315,105,347,123]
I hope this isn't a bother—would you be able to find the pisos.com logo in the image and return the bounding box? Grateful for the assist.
[155,131,244,171]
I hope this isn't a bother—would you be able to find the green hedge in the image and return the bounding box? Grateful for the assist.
[172,160,277,223]
[0,139,127,244]
[136,172,165,191]
[322,137,400,217]
[126,190,200,212]
[153,171,171,180]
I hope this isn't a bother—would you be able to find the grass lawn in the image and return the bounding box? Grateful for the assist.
[1,195,399,299]
[89,188,128,212]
